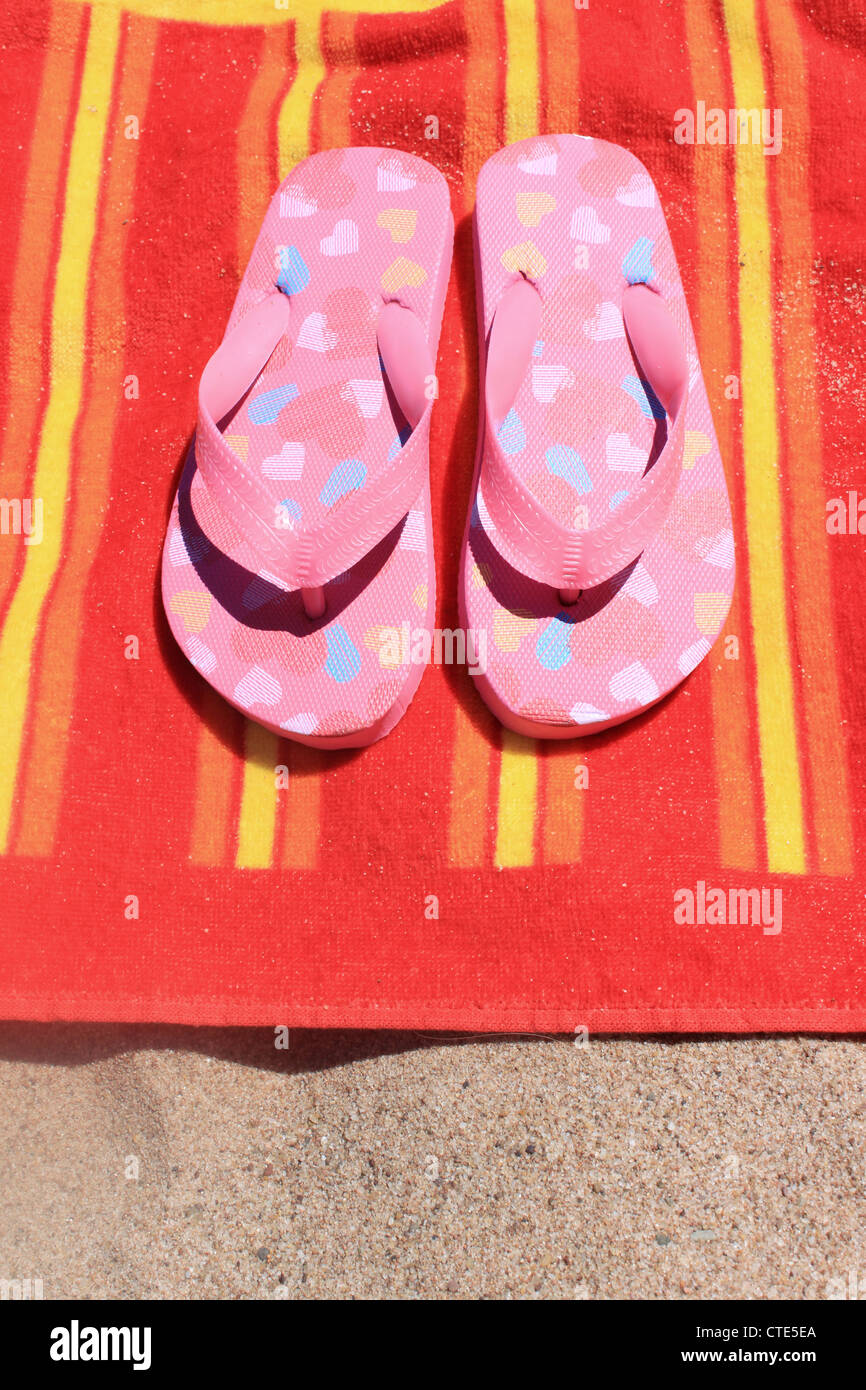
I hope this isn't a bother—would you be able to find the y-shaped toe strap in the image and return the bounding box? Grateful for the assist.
[479,279,689,597]
[194,291,435,615]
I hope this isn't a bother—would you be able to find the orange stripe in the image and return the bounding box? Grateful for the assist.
[233,11,332,869]
[280,743,323,870]
[236,24,289,272]
[449,706,494,866]
[536,0,583,865]
[0,2,85,618]
[538,0,578,133]
[446,0,501,867]
[14,14,159,857]
[315,11,356,150]
[763,0,853,876]
[541,746,584,864]
[683,0,759,870]
[461,0,502,187]
[276,12,360,871]
[190,690,242,866]
[193,21,292,867]
[188,25,290,866]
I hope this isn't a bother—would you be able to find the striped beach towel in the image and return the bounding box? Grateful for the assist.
[0,0,863,1030]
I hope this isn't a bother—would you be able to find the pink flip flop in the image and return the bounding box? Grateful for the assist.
[460,135,735,738]
[162,148,453,748]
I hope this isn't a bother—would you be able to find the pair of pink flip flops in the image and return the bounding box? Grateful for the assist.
[162,138,734,748]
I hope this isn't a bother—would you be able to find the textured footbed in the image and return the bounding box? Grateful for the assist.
[460,134,735,736]
[162,148,452,745]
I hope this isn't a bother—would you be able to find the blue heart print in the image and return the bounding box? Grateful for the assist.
[319,459,367,507]
[545,444,593,493]
[277,245,310,295]
[277,498,302,528]
[621,374,665,420]
[325,625,361,683]
[497,408,526,456]
[536,612,576,672]
[622,236,655,285]
[248,383,299,425]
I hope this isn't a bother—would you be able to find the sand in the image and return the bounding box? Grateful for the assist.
[1,1026,864,1300]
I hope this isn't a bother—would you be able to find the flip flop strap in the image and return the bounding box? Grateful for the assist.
[479,391,687,591]
[478,279,689,591]
[194,292,431,590]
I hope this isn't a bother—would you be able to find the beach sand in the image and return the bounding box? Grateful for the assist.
[1,1026,863,1300]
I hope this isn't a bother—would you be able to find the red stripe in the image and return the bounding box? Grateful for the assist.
[56,17,258,864]
[683,0,760,870]
[314,0,470,873]
[799,3,865,877]
[0,0,51,352]
[574,4,728,877]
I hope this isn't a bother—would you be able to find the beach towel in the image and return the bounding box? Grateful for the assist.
[0,0,863,1032]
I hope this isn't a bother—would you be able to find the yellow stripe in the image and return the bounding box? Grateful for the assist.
[494,731,538,867]
[721,0,805,873]
[503,0,540,145]
[767,0,853,875]
[0,8,120,852]
[234,10,324,868]
[491,0,541,866]
[235,722,280,869]
[237,0,448,866]
[277,12,325,176]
